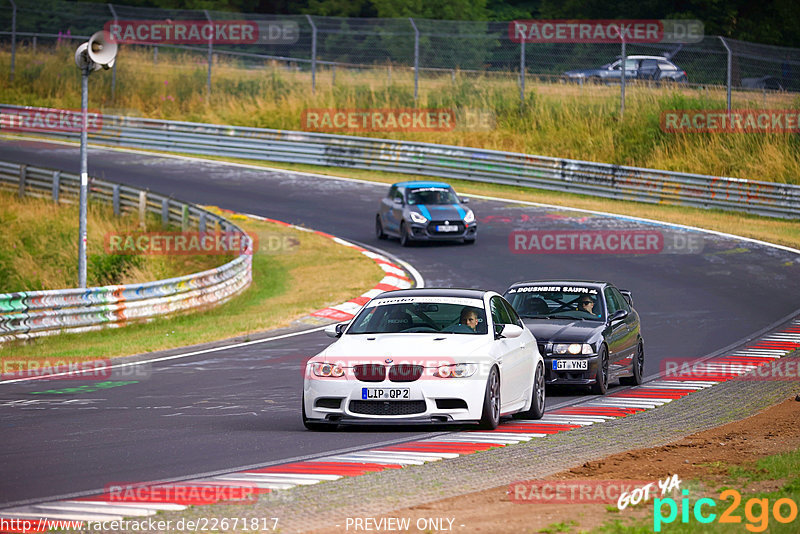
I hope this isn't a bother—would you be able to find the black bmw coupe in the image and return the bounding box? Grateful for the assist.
[503,280,644,395]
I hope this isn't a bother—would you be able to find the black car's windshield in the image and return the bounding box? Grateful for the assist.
[407,188,459,205]
[348,297,487,334]
[504,285,604,321]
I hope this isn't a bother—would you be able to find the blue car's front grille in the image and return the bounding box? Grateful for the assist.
[427,221,465,235]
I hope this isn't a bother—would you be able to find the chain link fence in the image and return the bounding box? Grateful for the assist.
[0,0,798,108]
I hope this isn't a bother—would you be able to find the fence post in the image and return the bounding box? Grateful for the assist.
[52,170,60,203]
[306,14,317,94]
[153,46,158,64]
[18,164,26,197]
[9,0,16,81]
[33,35,36,53]
[620,39,626,120]
[332,64,336,85]
[161,198,169,227]
[719,36,732,112]
[519,39,526,111]
[409,17,419,103]
[181,204,189,231]
[204,10,213,95]
[199,212,207,233]
[108,3,118,100]
[138,190,147,227]
[112,184,120,215]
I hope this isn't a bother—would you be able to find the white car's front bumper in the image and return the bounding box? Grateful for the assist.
[303,372,488,425]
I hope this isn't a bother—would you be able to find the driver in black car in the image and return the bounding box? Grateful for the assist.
[577,296,599,317]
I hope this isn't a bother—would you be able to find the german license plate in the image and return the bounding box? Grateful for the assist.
[553,359,588,371]
[362,388,410,400]
[436,224,459,232]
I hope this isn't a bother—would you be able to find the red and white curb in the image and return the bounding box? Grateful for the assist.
[238,214,414,323]
[2,319,797,527]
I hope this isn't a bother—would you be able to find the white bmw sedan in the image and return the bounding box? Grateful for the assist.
[302,289,545,430]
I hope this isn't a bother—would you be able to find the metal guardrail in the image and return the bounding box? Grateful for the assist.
[0,159,252,343]
[2,105,798,219]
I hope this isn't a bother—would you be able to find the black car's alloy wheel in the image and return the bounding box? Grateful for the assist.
[620,343,644,386]
[591,346,609,395]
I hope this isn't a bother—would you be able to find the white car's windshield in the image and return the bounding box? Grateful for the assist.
[348,298,487,334]
[505,285,604,321]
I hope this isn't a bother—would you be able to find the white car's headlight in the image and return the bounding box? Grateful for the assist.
[463,209,475,224]
[409,211,428,224]
[311,362,345,377]
[434,363,477,378]
[553,343,594,355]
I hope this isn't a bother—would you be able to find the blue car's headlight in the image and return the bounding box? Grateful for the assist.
[410,212,428,224]
[464,209,475,224]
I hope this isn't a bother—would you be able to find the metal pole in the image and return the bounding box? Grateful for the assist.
[519,39,526,110]
[78,66,89,288]
[409,17,419,103]
[719,36,732,112]
[204,10,213,95]
[306,15,316,94]
[620,39,626,120]
[9,0,16,81]
[108,4,118,100]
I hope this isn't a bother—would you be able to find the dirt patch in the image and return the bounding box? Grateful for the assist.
[312,395,800,534]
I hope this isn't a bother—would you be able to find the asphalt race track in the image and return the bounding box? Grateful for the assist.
[2,138,799,506]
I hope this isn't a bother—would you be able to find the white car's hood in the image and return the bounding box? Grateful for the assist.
[314,333,492,365]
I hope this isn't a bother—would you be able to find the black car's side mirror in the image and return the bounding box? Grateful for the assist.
[609,309,629,324]
[460,197,470,204]
[393,197,404,205]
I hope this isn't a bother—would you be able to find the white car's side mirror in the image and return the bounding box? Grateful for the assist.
[325,323,347,338]
[498,324,523,338]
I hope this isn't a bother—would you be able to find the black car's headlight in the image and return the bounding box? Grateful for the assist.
[409,212,428,224]
[463,209,475,224]
[553,343,594,355]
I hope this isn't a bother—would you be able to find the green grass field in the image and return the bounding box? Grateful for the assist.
[0,193,383,361]
[1,45,799,184]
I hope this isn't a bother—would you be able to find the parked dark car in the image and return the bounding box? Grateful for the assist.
[503,280,644,395]
[376,181,477,246]
[564,55,687,83]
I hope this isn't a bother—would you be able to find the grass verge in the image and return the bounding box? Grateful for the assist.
[1,46,799,184]
[1,213,383,362]
[0,189,228,291]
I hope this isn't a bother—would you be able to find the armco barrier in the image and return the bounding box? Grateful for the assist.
[2,104,798,219]
[0,160,252,343]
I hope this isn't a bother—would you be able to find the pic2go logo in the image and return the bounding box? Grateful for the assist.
[654,489,798,532]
